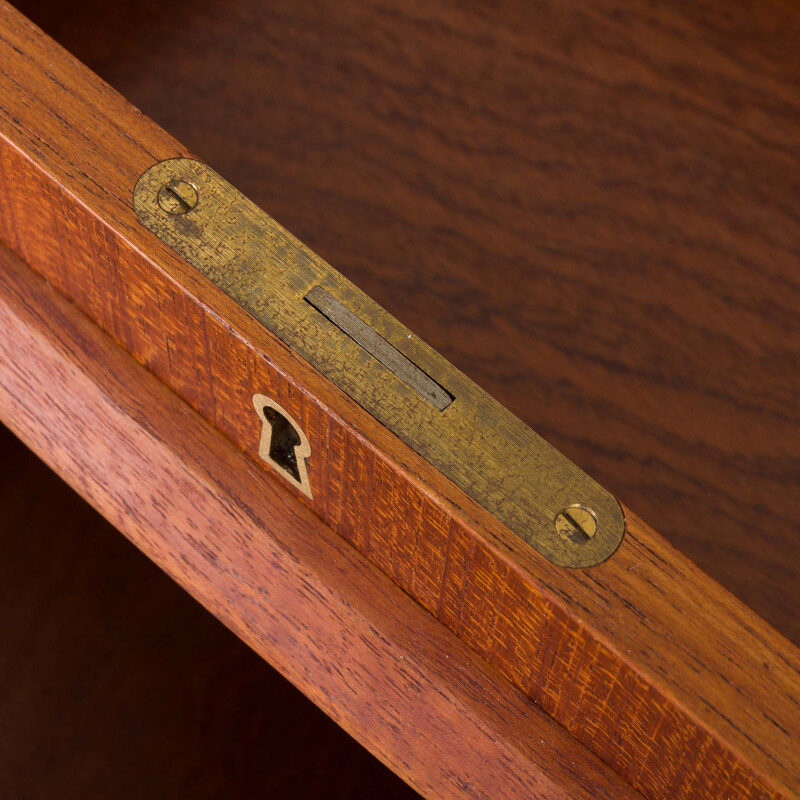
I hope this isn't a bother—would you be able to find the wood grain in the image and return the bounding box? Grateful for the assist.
[0,4,798,800]
[0,424,419,800]
[0,241,644,800]
[17,0,799,642]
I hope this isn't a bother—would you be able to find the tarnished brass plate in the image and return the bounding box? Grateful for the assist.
[134,159,625,567]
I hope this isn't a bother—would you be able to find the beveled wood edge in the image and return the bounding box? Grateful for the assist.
[0,5,798,800]
[0,241,645,800]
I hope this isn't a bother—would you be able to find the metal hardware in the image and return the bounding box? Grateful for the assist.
[134,158,625,568]
[305,285,453,411]
[157,179,198,215]
[554,505,597,544]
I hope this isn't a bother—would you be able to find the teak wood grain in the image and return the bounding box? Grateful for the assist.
[0,241,644,800]
[19,0,799,644]
[0,425,419,800]
[0,4,799,800]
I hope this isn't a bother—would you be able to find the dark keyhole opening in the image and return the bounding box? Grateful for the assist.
[262,406,303,482]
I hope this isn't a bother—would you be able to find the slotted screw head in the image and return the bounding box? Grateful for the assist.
[157,179,198,215]
[554,505,597,544]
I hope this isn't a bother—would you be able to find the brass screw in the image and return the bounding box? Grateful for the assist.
[157,179,198,215]
[554,505,597,544]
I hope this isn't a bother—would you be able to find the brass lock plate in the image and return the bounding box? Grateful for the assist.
[134,159,625,568]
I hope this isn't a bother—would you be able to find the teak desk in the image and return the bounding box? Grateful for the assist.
[0,2,798,798]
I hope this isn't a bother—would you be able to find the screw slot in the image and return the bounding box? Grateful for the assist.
[157,179,198,215]
[554,505,597,544]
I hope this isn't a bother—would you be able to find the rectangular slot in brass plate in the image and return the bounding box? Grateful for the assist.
[305,285,453,411]
[134,159,625,568]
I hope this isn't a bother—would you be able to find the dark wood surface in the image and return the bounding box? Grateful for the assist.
[1,5,798,800]
[0,242,643,800]
[0,423,419,800]
[15,0,798,645]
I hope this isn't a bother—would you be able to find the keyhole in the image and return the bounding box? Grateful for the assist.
[252,394,313,499]
[262,406,302,482]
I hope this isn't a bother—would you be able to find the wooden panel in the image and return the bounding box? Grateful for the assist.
[0,5,798,800]
[0,242,644,800]
[16,0,799,642]
[0,424,419,800]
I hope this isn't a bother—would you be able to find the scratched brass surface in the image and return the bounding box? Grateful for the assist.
[134,158,624,567]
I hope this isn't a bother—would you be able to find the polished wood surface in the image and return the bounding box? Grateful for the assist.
[0,5,798,800]
[16,0,799,643]
[0,243,643,800]
[0,424,418,800]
